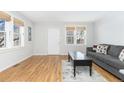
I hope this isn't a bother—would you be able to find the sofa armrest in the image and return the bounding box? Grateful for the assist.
[86,47,94,52]
[86,47,93,55]
[86,47,95,56]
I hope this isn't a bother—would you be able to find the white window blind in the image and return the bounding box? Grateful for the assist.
[66,25,86,45]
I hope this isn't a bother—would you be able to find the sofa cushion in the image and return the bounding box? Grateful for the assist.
[88,51,124,69]
[94,53,124,69]
[87,51,106,60]
[108,45,124,58]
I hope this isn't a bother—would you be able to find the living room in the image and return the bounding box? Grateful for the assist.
[0,11,124,82]
[1,0,124,92]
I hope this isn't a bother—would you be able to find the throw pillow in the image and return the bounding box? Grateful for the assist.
[101,45,109,54]
[96,45,103,53]
[119,49,124,62]
[96,44,108,54]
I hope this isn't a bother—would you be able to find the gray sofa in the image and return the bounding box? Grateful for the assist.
[87,44,124,81]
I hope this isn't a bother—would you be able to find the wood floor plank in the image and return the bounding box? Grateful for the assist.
[0,55,121,82]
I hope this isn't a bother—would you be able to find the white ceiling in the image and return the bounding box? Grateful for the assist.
[19,11,107,23]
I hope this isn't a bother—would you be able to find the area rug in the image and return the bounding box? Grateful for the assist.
[62,60,107,82]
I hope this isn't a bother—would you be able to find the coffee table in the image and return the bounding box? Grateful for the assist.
[68,51,92,77]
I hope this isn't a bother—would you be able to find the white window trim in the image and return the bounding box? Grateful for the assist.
[65,25,87,46]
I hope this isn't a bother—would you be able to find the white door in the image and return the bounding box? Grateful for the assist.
[48,28,60,55]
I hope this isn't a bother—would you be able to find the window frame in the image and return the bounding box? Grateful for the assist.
[65,25,87,46]
[13,24,21,46]
[0,19,6,48]
[0,15,25,50]
[13,25,25,48]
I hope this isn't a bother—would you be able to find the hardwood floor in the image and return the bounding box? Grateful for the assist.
[0,55,121,82]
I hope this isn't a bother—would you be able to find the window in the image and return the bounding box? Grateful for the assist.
[0,11,11,49]
[13,25,20,46]
[66,25,86,45]
[76,26,86,44]
[0,11,25,49]
[28,26,32,41]
[13,18,24,47]
[0,20,6,48]
[66,26,75,44]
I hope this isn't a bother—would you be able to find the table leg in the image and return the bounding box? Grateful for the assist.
[68,53,70,62]
[89,65,92,76]
[74,63,76,77]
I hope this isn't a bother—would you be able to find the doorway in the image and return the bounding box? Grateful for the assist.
[48,28,60,55]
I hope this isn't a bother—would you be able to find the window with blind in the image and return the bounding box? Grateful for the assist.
[66,26,75,44]
[13,25,20,46]
[0,11,25,48]
[0,11,11,48]
[13,18,24,46]
[0,20,6,48]
[66,25,86,45]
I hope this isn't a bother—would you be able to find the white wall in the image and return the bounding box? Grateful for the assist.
[33,23,48,55]
[0,11,34,71]
[33,21,94,55]
[94,12,124,45]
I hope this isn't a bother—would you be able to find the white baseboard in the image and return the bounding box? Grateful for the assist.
[33,52,48,55]
[60,53,68,55]
[33,52,67,56]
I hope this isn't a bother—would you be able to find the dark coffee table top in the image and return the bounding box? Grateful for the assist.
[69,51,92,61]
